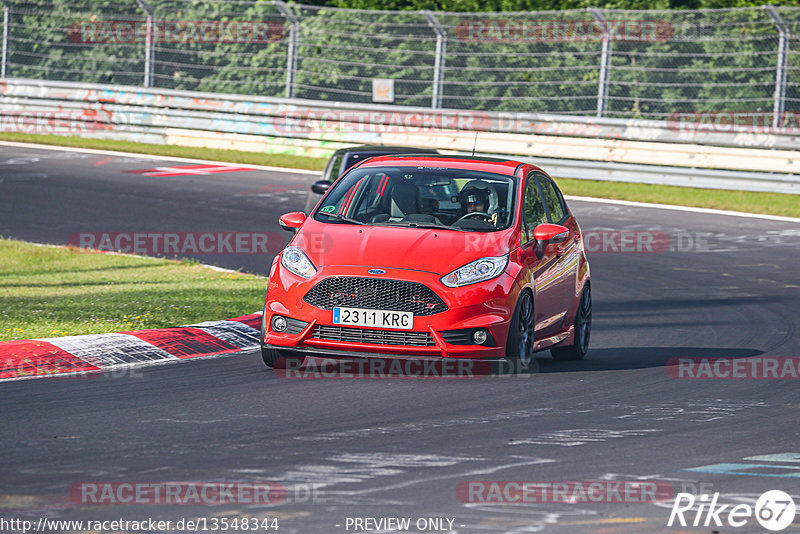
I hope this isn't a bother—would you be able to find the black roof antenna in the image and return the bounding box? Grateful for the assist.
[471,132,478,157]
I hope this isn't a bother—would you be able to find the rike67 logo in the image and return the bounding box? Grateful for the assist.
[668,490,796,531]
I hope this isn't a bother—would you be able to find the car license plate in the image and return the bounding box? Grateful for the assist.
[333,307,413,330]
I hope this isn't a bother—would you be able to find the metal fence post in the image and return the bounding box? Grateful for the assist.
[1,0,10,79]
[589,8,611,118]
[276,0,299,99]
[422,11,446,109]
[135,0,154,88]
[764,5,789,129]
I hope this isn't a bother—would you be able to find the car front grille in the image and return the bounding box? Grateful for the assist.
[303,277,447,316]
[311,325,436,347]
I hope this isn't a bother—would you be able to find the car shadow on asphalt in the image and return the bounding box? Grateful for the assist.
[532,346,764,374]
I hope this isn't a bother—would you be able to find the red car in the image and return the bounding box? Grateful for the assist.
[261,155,591,372]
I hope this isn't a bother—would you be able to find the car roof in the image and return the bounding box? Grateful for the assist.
[335,145,440,155]
[357,154,525,176]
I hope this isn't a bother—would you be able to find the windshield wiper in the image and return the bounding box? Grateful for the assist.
[378,221,469,232]
[319,212,366,225]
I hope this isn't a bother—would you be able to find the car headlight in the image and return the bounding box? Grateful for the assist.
[280,246,317,278]
[441,255,508,288]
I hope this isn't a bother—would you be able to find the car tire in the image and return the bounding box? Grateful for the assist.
[261,346,305,369]
[504,290,535,373]
[551,285,592,361]
[259,312,306,369]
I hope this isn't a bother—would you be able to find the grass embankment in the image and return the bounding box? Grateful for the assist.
[556,178,800,219]
[0,239,265,342]
[1,133,798,218]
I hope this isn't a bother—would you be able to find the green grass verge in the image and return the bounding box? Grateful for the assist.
[556,178,800,219]
[0,239,266,342]
[0,132,328,171]
[1,132,798,218]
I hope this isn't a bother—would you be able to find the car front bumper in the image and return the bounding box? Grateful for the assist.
[263,265,521,360]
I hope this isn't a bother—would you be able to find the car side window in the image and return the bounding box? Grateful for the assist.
[326,153,345,183]
[535,173,568,224]
[522,175,547,243]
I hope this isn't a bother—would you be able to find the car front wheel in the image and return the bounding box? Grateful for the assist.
[505,290,535,372]
[260,312,306,369]
[261,346,305,369]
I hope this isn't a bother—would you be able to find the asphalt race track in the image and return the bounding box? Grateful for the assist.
[2,143,800,533]
[0,144,313,274]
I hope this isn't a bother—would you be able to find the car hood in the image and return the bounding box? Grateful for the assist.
[294,220,513,276]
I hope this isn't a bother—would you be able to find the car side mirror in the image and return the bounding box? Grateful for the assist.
[533,223,569,259]
[311,180,331,195]
[279,211,306,233]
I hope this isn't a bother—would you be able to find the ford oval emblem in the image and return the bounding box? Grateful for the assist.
[367,269,386,275]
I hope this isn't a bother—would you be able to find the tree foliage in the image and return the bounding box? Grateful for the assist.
[6,0,799,118]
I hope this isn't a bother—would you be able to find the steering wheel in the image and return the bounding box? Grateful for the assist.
[454,211,492,224]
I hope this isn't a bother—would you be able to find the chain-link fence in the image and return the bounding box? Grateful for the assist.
[2,1,798,122]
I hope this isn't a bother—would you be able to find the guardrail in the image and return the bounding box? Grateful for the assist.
[1,78,799,194]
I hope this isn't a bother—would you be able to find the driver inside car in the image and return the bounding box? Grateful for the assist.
[458,185,498,227]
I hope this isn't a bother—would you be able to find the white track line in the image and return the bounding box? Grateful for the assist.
[3,140,799,223]
[0,140,320,175]
[565,195,800,224]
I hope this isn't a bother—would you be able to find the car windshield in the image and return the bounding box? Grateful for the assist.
[313,166,516,232]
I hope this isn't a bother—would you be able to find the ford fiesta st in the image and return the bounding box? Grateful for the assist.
[261,155,591,371]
